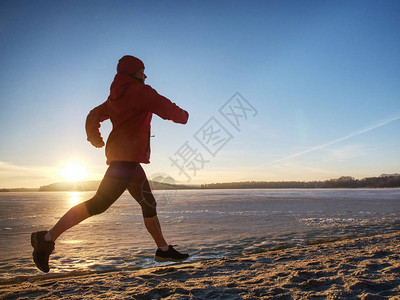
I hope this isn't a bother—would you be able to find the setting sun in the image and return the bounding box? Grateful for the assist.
[60,162,88,182]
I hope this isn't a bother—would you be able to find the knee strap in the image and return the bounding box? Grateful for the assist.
[138,196,157,218]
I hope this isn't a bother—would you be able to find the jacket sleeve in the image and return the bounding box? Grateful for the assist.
[85,101,110,142]
[138,85,189,124]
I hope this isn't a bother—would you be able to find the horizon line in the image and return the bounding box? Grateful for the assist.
[2,172,399,190]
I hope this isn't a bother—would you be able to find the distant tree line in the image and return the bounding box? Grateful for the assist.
[39,181,100,191]
[0,188,38,192]
[38,180,191,191]
[200,175,400,189]
[2,174,399,192]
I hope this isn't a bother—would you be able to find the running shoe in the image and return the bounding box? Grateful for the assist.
[31,231,54,273]
[154,245,189,262]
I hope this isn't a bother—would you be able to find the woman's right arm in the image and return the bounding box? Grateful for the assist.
[85,101,110,148]
[139,85,189,124]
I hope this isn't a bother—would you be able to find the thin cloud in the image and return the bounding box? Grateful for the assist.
[270,114,400,165]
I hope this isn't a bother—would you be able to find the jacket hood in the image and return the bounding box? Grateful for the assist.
[109,73,139,101]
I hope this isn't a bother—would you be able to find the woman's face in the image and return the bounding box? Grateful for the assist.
[135,69,147,83]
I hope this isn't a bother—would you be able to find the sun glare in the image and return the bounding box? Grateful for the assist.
[69,191,81,205]
[60,162,88,182]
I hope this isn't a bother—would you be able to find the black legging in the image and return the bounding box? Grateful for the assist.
[84,161,157,218]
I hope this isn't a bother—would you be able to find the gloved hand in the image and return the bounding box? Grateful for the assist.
[89,136,105,148]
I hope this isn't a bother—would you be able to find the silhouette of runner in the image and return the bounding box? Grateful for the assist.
[31,55,189,273]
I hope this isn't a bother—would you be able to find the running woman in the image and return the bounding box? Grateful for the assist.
[31,55,189,273]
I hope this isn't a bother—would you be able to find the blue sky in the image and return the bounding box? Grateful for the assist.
[0,0,399,188]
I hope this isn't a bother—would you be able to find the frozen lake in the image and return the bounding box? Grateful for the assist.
[0,188,399,282]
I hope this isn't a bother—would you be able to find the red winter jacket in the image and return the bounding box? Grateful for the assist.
[86,73,188,164]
